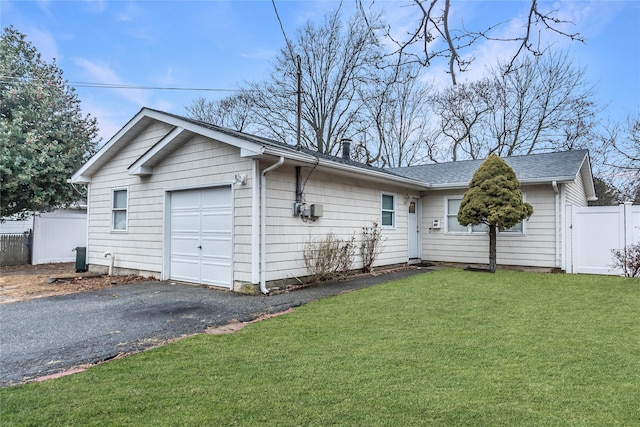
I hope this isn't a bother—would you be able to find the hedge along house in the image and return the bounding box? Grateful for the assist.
[71,108,595,293]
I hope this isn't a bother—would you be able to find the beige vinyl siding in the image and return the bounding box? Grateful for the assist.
[565,172,588,207]
[262,164,415,282]
[87,124,254,282]
[421,184,557,267]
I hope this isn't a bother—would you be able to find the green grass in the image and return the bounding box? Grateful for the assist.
[2,269,639,426]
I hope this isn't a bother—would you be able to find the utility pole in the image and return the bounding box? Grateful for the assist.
[296,54,302,150]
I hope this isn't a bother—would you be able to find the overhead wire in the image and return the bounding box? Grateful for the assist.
[0,75,248,92]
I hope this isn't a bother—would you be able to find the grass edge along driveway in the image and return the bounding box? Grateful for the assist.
[2,269,638,426]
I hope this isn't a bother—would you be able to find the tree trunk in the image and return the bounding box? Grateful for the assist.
[489,224,497,273]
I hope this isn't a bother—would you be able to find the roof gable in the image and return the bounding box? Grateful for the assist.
[71,108,265,183]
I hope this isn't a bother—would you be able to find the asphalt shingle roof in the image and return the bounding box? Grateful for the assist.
[388,150,589,186]
[153,109,409,178]
[149,109,589,187]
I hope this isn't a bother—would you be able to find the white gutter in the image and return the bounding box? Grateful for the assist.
[260,157,285,294]
[428,177,575,190]
[552,180,561,268]
[251,159,260,285]
[261,147,427,190]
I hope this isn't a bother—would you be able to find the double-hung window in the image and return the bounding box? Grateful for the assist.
[381,193,395,228]
[445,196,524,234]
[112,188,128,231]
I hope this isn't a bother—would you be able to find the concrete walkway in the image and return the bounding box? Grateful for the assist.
[0,267,433,387]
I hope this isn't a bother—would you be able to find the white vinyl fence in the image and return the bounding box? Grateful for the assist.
[31,208,87,265]
[566,203,640,275]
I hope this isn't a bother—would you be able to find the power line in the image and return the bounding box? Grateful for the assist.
[69,81,246,92]
[271,0,295,61]
[0,75,247,92]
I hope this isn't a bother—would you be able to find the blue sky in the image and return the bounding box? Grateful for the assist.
[2,0,639,143]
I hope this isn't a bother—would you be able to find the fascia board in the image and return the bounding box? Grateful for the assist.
[142,109,264,155]
[262,147,428,190]
[577,154,598,201]
[520,177,576,185]
[427,176,576,190]
[128,126,186,176]
[71,108,265,183]
[241,146,265,157]
[70,108,152,183]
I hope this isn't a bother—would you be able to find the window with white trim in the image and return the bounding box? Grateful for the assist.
[111,188,128,231]
[445,196,524,234]
[381,193,395,228]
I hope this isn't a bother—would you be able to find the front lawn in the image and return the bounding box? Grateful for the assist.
[2,269,638,426]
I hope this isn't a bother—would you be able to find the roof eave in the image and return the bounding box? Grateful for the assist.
[262,147,428,190]
[71,108,267,183]
[70,107,152,183]
[577,153,597,201]
[427,176,578,190]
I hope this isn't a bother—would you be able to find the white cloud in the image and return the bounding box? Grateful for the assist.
[375,1,628,89]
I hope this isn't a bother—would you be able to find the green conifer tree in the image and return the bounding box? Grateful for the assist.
[458,154,534,272]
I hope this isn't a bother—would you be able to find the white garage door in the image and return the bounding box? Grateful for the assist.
[170,187,232,288]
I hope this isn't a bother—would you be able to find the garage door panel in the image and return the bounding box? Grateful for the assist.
[170,257,200,283]
[202,187,231,206]
[201,261,232,287]
[171,190,201,209]
[201,237,232,257]
[170,187,233,288]
[171,211,201,233]
[201,211,232,230]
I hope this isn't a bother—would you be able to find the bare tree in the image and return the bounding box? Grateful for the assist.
[354,63,432,167]
[249,8,385,155]
[189,8,436,162]
[428,51,598,161]
[427,80,493,161]
[359,0,583,85]
[485,52,598,156]
[597,115,640,201]
[186,91,256,132]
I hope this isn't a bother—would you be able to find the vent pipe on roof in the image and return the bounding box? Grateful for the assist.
[341,139,352,161]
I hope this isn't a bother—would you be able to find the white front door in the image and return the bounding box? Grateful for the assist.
[408,197,420,259]
[170,187,232,288]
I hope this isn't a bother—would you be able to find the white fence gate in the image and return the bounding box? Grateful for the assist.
[31,208,87,265]
[566,203,640,275]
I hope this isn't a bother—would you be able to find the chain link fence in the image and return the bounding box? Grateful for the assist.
[0,231,33,266]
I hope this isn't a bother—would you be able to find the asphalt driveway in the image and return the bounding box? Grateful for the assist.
[0,268,431,387]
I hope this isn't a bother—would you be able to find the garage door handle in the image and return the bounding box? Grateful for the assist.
[197,245,202,249]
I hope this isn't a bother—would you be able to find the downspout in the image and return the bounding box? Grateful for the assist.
[85,183,91,268]
[260,157,285,294]
[552,181,561,268]
[251,160,260,285]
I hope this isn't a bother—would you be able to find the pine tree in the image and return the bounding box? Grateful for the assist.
[458,154,534,272]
